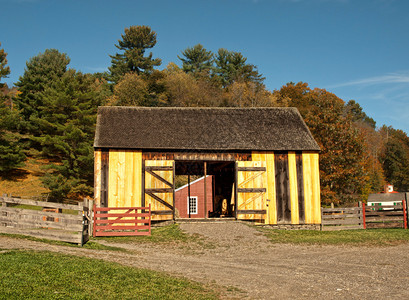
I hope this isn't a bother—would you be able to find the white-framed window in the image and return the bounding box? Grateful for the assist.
[187,196,198,214]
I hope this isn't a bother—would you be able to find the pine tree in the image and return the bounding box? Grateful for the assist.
[0,42,26,174]
[214,48,264,87]
[380,127,409,191]
[178,44,214,76]
[344,100,376,129]
[109,25,161,83]
[0,43,10,81]
[35,70,106,200]
[15,49,108,200]
[15,49,70,135]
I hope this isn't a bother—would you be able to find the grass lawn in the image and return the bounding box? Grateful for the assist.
[260,227,409,246]
[0,233,126,251]
[0,224,215,251]
[0,250,220,300]
[95,223,211,244]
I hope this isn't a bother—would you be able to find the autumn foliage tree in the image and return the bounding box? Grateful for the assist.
[275,83,369,205]
[224,81,277,107]
[160,63,223,107]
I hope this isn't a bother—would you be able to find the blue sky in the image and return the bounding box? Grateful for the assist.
[1,0,409,133]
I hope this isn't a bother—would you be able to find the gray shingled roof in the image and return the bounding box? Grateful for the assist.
[94,106,320,151]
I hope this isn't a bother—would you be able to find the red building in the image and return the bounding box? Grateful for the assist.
[175,176,213,219]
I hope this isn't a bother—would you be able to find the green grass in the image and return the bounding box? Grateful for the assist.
[259,228,409,246]
[0,224,216,251]
[93,224,217,252]
[0,250,220,300]
[97,223,202,244]
[0,233,124,251]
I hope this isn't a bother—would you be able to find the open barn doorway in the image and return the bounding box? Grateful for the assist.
[174,161,235,219]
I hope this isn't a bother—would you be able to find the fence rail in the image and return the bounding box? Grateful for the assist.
[364,201,407,229]
[321,200,408,230]
[0,196,92,245]
[93,204,151,237]
[321,206,364,231]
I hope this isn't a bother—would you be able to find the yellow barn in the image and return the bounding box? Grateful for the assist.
[94,106,321,227]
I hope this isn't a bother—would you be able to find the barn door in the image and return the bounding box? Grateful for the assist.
[236,161,267,221]
[144,160,175,220]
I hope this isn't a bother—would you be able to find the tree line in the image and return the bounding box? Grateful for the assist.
[1,26,408,205]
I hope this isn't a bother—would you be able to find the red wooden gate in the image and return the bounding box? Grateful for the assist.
[93,204,151,237]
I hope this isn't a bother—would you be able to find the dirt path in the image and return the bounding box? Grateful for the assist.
[1,222,409,299]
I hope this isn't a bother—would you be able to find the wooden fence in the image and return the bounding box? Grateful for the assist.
[0,196,92,246]
[321,206,365,231]
[364,200,407,229]
[321,200,408,230]
[93,204,151,237]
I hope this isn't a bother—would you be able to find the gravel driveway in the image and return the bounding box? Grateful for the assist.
[1,222,409,299]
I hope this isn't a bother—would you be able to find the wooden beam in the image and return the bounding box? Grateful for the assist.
[237,210,267,214]
[145,166,173,171]
[0,197,82,211]
[188,175,191,219]
[235,162,238,219]
[296,152,305,224]
[152,210,173,215]
[145,188,174,193]
[142,159,145,207]
[0,227,82,243]
[238,171,264,189]
[237,192,263,210]
[237,188,266,193]
[145,192,173,210]
[204,162,207,219]
[101,149,109,207]
[172,161,176,221]
[146,169,173,187]
[237,167,266,172]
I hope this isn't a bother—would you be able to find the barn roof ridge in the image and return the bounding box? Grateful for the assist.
[94,106,320,151]
[96,105,299,110]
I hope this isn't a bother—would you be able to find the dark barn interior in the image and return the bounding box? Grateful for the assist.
[175,161,235,218]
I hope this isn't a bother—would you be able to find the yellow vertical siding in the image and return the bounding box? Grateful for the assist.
[265,152,276,225]
[94,150,101,206]
[108,150,118,207]
[124,151,133,207]
[108,150,142,208]
[132,151,142,207]
[117,151,126,207]
[288,152,299,224]
[251,152,275,224]
[252,151,320,225]
[303,152,321,224]
[311,153,321,224]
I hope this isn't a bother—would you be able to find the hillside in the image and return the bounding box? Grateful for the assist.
[0,156,49,199]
